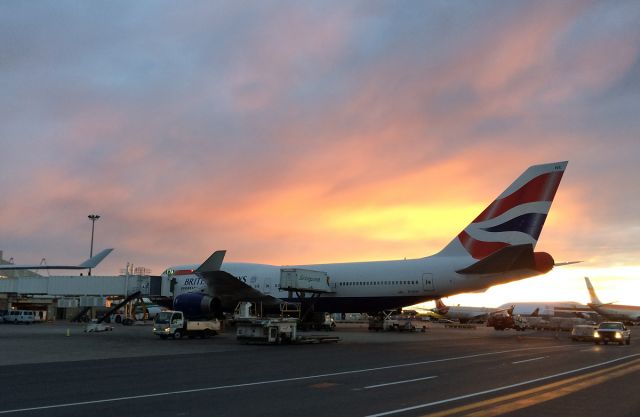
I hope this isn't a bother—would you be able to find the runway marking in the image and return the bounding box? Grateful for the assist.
[418,357,640,417]
[364,376,438,389]
[0,345,576,415]
[511,356,546,364]
[364,353,640,417]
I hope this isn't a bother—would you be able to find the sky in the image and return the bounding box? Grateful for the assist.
[1,1,639,308]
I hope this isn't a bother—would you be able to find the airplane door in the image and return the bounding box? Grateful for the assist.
[422,273,435,292]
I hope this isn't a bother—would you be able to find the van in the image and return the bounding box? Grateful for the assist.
[5,310,36,324]
[571,324,597,341]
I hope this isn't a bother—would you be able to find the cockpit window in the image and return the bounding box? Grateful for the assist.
[154,311,172,324]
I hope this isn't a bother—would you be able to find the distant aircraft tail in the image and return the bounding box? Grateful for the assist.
[438,161,567,260]
[78,248,114,269]
[584,277,602,305]
[434,299,449,314]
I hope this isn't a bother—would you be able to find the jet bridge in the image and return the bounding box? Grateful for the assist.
[0,274,158,297]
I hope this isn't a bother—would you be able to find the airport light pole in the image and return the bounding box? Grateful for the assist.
[88,214,100,276]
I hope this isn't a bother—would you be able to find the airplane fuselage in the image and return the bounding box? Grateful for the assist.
[167,255,543,313]
[588,303,640,323]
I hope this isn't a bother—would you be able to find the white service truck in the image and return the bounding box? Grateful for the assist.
[153,310,221,339]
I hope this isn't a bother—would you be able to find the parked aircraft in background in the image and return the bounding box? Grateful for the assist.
[163,161,568,319]
[585,277,640,323]
[498,301,593,318]
[0,249,113,271]
[432,299,499,323]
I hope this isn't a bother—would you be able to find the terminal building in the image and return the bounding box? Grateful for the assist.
[0,251,169,321]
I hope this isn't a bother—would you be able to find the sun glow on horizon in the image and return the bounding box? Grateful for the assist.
[413,264,640,310]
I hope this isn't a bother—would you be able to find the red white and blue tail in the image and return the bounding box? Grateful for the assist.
[434,299,449,314]
[438,161,567,259]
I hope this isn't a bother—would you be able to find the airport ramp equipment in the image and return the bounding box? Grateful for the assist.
[97,291,141,324]
[279,268,333,293]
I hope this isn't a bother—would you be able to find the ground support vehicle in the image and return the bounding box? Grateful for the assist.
[571,324,597,341]
[4,310,35,324]
[233,301,339,345]
[84,320,114,332]
[487,313,528,331]
[367,316,425,332]
[153,310,221,339]
[235,317,340,344]
[594,322,631,345]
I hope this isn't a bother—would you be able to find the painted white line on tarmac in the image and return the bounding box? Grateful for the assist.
[364,353,640,417]
[512,356,547,364]
[365,376,438,389]
[0,344,577,415]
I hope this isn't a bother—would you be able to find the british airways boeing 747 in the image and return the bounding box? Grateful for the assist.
[162,162,568,319]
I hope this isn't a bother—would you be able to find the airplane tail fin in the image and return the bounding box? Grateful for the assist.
[437,161,567,259]
[584,277,602,305]
[195,250,226,274]
[78,248,114,268]
[435,299,449,314]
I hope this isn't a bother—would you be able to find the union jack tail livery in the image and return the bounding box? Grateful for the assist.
[439,161,567,260]
[164,161,568,319]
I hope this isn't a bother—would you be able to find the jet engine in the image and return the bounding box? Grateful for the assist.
[173,292,222,319]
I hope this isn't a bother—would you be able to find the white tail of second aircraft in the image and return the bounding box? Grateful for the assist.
[585,277,603,305]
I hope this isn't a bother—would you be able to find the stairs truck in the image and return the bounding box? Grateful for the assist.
[153,310,221,339]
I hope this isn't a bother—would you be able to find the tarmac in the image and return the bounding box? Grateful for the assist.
[0,320,565,366]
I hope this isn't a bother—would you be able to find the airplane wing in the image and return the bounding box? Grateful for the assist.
[195,250,282,304]
[0,248,114,270]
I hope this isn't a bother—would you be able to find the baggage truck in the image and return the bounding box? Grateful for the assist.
[153,310,221,339]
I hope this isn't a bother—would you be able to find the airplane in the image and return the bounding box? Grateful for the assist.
[585,277,640,323]
[163,161,568,319]
[497,301,593,318]
[0,248,113,271]
[431,298,499,323]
